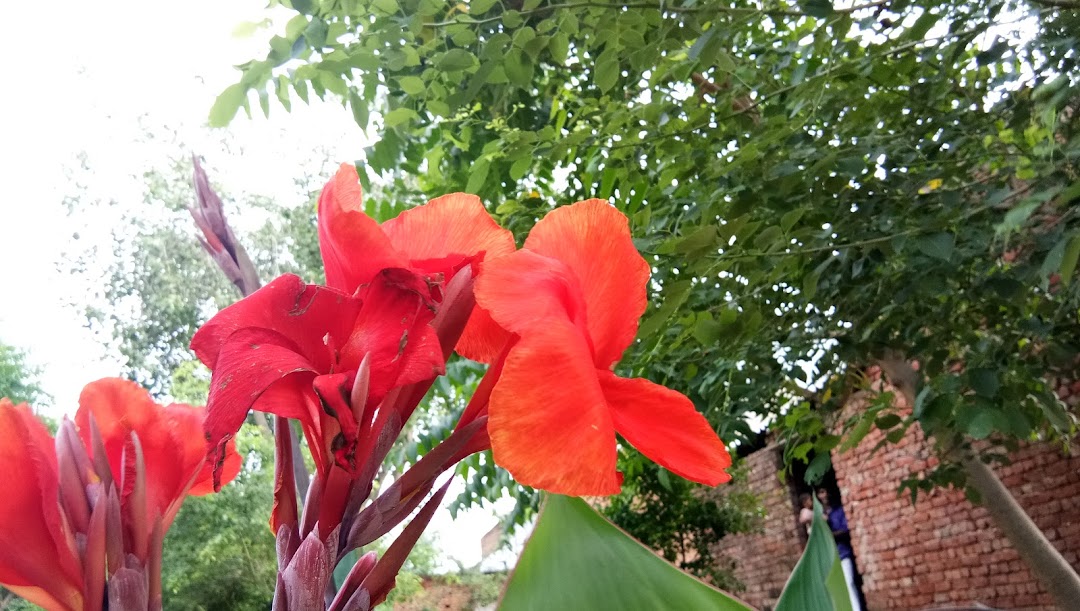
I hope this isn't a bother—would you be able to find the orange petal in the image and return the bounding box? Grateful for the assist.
[0,400,84,611]
[382,192,515,266]
[599,372,732,486]
[475,249,588,336]
[523,200,651,368]
[382,193,517,362]
[317,164,405,292]
[488,325,620,496]
[165,403,241,498]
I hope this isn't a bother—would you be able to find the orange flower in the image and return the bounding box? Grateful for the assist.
[475,200,732,495]
[317,163,515,362]
[75,378,241,539]
[0,379,240,611]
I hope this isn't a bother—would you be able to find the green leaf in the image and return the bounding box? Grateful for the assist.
[349,93,369,129]
[905,10,940,41]
[875,414,902,430]
[798,0,834,18]
[549,33,569,64]
[1059,234,1080,286]
[208,84,248,127]
[969,368,1000,398]
[501,496,753,610]
[438,49,477,72]
[470,0,497,14]
[397,76,426,95]
[466,158,490,194]
[966,408,996,440]
[916,232,954,261]
[371,0,399,13]
[595,53,619,93]
[503,10,523,28]
[775,500,853,611]
[510,157,532,181]
[505,50,534,88]
[384,107,419,128]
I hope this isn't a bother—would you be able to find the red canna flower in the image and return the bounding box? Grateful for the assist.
[191,270,445,485]
[75,378,242,542]
[475,199,732,496]
[317,163,515,362]
[0,399,83,611]
[0,379,240,611]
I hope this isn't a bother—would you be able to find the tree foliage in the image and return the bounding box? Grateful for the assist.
[219,0,1080,498]
[0,341,48,407]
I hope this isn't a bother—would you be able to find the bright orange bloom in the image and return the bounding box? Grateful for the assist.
[0,399,83,611]
[75,378,242,538]
[475,200,732,496]
[0,379,240,611]
[318,163,516,362]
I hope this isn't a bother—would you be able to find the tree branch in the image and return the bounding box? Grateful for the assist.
[429,0,891,27]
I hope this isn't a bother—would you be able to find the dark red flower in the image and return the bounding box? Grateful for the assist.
[475,199,732,495]
[192,271,444,483]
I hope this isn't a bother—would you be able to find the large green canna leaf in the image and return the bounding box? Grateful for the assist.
[499,495,755,610]
[775,500,853,611]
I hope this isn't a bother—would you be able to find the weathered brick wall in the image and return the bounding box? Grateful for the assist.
[714,376,1080,611]
[712,444,802,610]
[833,401,1080,611]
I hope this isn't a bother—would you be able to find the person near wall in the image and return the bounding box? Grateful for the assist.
[798,492,814,536]
[817,488,863,611]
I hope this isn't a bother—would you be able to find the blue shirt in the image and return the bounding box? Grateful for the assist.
[826,506,854,560]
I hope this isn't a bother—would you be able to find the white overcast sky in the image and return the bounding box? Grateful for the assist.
[0,0,522,570]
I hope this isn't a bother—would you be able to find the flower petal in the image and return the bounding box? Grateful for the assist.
[167,404,241,498]
[203,328,320,487]
[317,164,405,292]
[382,193,517,362]
[475,249,588,336]
[382,192,515,270]
[0,400,83,611]
[488,325,620,496]
[599,372,732,486]
[523,199,651,368]
[190,274,360,373]
[339,268,445,407]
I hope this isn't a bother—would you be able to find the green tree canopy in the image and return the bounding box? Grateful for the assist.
[214,0,1080,598]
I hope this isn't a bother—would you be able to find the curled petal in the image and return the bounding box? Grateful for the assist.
[203,328,319,488]
[0,400,83,611]
[600,372,732,486]
[523,199,651,368]
[317,164,405,292]
[488,325,620,496]
[191,274,360,373]
[338,268,445,406]
[475,249,588,336]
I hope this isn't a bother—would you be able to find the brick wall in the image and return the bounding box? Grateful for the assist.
[833,392,1080,611]
[714,380,1080,611]
[712,444,802,611]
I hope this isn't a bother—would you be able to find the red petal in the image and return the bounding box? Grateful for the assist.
[599,372,732,486]
[382,193,516,362]
[203,328,320,486]
[338,269,445,406]
[317,164,405,292]
[382,192,514,272]
[475,249,588,336]
[0,400,83,611]
[488,325,620,496]
[169,404,241,498]
[190,274,360,373]
[523,199,651,368]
